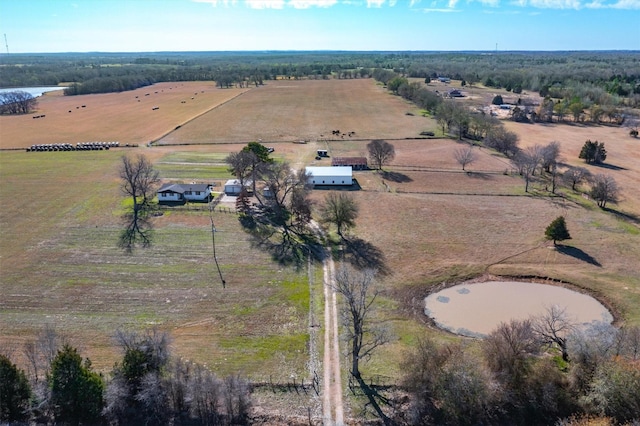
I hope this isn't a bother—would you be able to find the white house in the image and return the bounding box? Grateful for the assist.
[305,166,353,186]
[158,183,212,203]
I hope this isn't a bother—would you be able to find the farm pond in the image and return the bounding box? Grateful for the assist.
[424,281,613,337]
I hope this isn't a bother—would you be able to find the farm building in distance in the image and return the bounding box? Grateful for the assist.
[305,166,353,186]
[224,179,253,195]
[158,183,213,203]
[331,156,368,170]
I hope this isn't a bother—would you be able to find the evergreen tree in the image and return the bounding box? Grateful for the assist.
[49,345,104,425]
[545,216,571,245]
[579,140,607,164]
[0,354,31,423]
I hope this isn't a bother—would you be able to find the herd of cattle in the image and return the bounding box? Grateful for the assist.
[26,141,120,152]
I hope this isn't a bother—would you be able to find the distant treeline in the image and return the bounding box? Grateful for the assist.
[0,51,638,103]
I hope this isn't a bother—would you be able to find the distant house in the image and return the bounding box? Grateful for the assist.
[305,166,353,186]
[438,77,451,83]
[158,183,212,203]
[331,157,368,170]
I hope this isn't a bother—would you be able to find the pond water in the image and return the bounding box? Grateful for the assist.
[424,281,613,337]
[0,86,66,98]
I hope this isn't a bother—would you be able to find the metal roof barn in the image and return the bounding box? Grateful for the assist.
[305,166,353,186]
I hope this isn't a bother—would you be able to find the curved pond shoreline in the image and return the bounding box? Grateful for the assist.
[424,276,615,338]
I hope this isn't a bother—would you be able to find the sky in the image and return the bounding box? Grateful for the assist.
[0,0,638,53]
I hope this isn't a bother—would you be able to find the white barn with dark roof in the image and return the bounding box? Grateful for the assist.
[305,166,353,186]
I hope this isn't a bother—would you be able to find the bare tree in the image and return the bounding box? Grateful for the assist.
[453,145,477,171]
[333,265,391,423]
[401,338,496,425]
[589,174,619,208]
[483,319,539,388]
[367,139,395,170]
[532,305,575,362]
[118,154,160,251]
[225,151,257,188]
[319,192,359,238]
[245,162,315,264]
[333,266,387,381]
[513,149,538,192]
[562,166,591,191]
[23,324,65,384]
[618,325,640,361]
[0,91,38,115]
[484,127,520,158]
[223,375,251,425]
[541,141,561,173]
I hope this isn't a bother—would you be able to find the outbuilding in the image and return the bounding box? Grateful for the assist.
[331,157,368,170]
[305,166,353,186]
[224,179,244,195]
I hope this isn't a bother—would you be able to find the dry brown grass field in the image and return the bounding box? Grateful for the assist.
[158,79,429,145]
[0,82,249,148]
[1,78,639,406]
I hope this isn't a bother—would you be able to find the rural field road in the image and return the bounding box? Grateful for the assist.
[322,252,345,425]
[308,220,345,425]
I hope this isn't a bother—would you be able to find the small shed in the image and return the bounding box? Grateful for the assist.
[305,166,353,186]
[224,179,243,195]
[332,157,368,170]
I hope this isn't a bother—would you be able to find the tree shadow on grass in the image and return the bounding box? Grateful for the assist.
[556,245,602,267]
[465,171,493,180]
[591,162,627,171]
[342,237,390,275]
[240,215,325,269]
[603,207,640,225]
[380,170,412,183]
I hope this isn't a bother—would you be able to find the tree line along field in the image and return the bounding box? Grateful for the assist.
[1,76,640,421]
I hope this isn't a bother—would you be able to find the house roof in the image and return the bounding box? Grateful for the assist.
[158,183,185,194]
[332,157,367,166]
[305,166,353,178]
[158,183,211,194]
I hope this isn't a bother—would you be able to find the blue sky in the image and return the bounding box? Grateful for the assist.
[0,0,638,52]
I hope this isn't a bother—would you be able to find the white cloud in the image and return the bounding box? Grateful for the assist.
[366,0,386,6]
[288,0,338,7]
[448,0,459,7]
[421,7,461,11]
[192,0,237,6]
[608,0,640,8]
[245,0,286,8]
[528,0,582,8]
